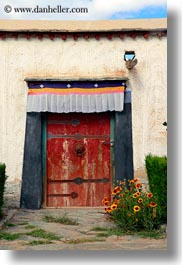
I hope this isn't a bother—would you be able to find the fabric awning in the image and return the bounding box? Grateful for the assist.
[27,81,126,113]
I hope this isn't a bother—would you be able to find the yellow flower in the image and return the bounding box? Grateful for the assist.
[149,202,157,208]
[105,207,112,213]
[120,181,125,186]
[129,179,135,184]
[133,192,140,198]
[111,203,117,210]
[103,200,109,206]
[102,196,109,201]
[102,197,109,206]
[138,198,143,203]
[136,183,142,188]
[112,186,121,195]
[133,205,141,213]
[147,192,153,199]
[134,178,139,182]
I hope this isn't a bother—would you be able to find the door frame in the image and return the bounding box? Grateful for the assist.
[42,113,47,208]
[42,112,115,208]
[20,90,133,209]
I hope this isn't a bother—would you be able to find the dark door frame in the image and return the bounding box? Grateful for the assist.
[20,90,133,209]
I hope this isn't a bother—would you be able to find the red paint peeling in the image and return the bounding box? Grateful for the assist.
[46,113,111,207]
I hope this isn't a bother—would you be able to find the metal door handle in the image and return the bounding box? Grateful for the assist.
[101,140,114,147]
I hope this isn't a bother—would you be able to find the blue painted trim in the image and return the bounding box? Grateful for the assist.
[20,113,43,209]
[110,113,115,186]
[42,114,47,207]
[28,80,126,89]
[124,90,132,104]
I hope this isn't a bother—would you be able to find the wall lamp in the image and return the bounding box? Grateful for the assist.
[124,51,138,70]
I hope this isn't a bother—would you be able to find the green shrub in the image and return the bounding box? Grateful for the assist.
[0,163,8,217]
[145,154,167,223]
[103,179,161,232]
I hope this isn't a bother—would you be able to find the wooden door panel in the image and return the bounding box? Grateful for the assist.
[46,113,111,207]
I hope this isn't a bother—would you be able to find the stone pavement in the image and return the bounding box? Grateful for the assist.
[0,208,167,250]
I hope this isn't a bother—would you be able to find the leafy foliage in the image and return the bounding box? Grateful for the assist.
[145,154,167,223]
[0,232,20,241]
[43,214,79,225]
[103,179,161,232]
[26,229,60,240]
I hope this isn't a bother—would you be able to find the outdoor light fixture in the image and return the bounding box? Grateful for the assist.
[124,51,138,70]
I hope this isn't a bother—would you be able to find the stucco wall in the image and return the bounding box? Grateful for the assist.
[0,36,167,206]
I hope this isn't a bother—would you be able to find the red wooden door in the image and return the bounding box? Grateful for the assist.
[46,113,111,207]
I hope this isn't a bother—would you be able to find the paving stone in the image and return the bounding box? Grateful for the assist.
[0,208,167,250]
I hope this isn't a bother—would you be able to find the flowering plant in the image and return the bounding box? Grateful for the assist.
[102,179,161,231]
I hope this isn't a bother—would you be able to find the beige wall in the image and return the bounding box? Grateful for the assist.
[0,36,167,192]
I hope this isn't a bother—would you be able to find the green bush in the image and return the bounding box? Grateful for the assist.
[103,179,161,231]
[0,163,8,217]
[145,154,167,223]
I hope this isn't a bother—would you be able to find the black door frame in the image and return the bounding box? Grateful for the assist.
[20,90,133,209]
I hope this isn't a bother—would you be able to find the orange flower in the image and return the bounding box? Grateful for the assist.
[105,207,112,213]
[149,202,157,208]
[147,192,153,199]
[103,200,109,206]
[111,203,117,210]
[129,179,135,184]
[136,183,142,188]
[133,205,141,212]
[120,181,125,186]
[119,194,124,198]
[102,197,109,205]
[138,198,143,203]
[112,186,121,195]
[134,178,139,182]
[133,192,140,198]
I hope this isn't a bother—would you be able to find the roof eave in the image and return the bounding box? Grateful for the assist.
[0,18,167,33]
